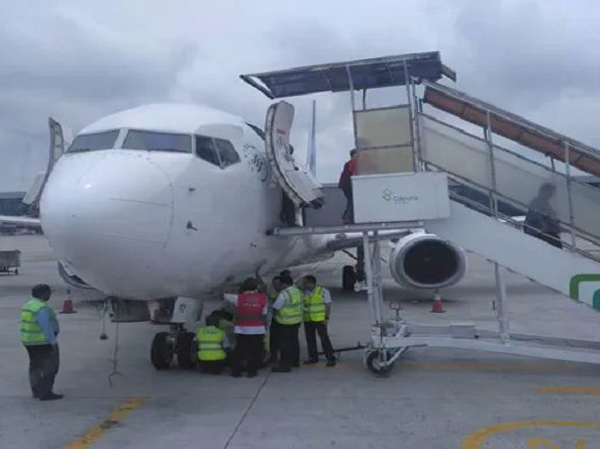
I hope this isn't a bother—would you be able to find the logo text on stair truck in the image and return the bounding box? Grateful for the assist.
[382,189,419,205]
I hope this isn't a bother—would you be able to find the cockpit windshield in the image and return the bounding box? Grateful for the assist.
[67,130,119,153]
[123,130,192,153]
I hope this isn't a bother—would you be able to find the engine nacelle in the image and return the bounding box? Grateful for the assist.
[389,233,467,290]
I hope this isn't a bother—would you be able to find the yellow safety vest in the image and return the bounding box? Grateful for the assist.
[304,287,327,322]
[267,289,279,302]
[196,325,226,361]
[21,298,54,346]
[275,286,303,325]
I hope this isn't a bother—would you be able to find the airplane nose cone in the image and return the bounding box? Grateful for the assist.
[41,151,174,296]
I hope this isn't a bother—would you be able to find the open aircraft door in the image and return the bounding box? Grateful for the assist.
[24,117,68,215]
[265,101,324,208]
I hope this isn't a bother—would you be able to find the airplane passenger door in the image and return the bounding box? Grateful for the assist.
[24,118,67,213]
[265,101,324,208]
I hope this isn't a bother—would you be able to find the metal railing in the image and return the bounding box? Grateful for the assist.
[417,112,600,256]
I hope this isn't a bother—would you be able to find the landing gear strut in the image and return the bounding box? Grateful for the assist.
[342,245,366,291]
[150,324,197,370]
[342,265,356,291]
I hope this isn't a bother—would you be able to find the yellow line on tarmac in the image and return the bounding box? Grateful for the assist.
[462,421,600,449]
[65,396,148,449]
[537,387,600,395]
[401,362,577,372]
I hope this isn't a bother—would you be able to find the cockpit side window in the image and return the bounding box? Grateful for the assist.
[214,139,241,167]
[67,130,119,153]
[123,130,191,153]
[195,136,220,167]
[195,135,240,169]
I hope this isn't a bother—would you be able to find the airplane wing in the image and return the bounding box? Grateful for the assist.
[324,229,413,252]
[0,215,42,227]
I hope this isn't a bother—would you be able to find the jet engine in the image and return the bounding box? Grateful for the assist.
[389,233,467,289]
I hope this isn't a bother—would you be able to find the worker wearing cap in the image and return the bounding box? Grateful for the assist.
[302,275,336,367]
[271,274,303,373]
[196,313,229,375]
[20,284,63,401]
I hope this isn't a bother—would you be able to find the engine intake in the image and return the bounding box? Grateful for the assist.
[389,233,466,289]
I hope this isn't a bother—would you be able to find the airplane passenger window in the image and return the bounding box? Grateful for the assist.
[67,130,119,153]
[123,130,191,152]
[214,139,241,167]
[195,136,221,167]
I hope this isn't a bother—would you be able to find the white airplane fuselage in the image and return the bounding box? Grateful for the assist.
[40,104,328,300]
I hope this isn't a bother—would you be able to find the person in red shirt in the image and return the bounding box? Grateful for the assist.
[338,150,358,223]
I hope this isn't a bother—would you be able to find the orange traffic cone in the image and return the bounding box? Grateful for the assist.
[430,293,444,313]
[60,290,77,314]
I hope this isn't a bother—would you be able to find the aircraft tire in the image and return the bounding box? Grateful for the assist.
[151,332,173,370]
[366,351,393,377]
[342,265,356,291]
[176,332,197,369]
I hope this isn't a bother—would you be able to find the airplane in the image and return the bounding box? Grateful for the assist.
[0,101,467,369]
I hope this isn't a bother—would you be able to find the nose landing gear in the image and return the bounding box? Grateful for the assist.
[150,325,197,370]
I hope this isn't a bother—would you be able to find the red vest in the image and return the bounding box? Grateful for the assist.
[234,292,267,327]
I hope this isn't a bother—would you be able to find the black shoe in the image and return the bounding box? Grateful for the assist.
[326,359,337,367]
[271,366,291,373]
[303,359,318,365]
[231,372,242,378]
[292,362,300,368]
[39,393,63,401]
[247,371,257,378]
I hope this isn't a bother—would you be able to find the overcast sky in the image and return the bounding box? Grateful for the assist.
[1,0,599,190]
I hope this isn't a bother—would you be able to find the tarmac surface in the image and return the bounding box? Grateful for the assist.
[2,235,600,449]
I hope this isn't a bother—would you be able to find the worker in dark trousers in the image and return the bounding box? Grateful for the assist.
[271,275,303,373]
[338,149,358,224]
[256,272,285,364]
[224,278,267,378]
[302,275,336,367]
[196,313,229,375]
[20,284,63,401]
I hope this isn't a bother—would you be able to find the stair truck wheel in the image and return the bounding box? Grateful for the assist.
[366,350,393,376]
[176,332,197,369]
[342,265,356,291]
[151,332,173,370]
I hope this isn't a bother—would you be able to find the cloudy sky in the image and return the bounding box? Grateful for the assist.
[1,0,599,190]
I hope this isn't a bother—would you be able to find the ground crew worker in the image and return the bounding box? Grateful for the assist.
[302,275,336,367]
[256,272,285,364]
[224,278,267,378]
[267,276,285,361]
[196,313,229,375]
[271,275,303,373]
[212,308,235,349]
[21,284,63,401]
[338,149,358,224]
